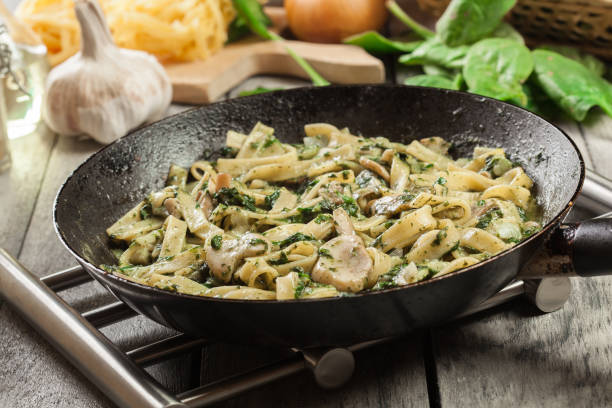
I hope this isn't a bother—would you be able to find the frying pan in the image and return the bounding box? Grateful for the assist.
[53,85,612,347]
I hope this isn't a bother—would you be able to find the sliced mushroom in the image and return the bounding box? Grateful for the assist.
[215,173,232,192]
[164,198,181,219]
[311,208,372,292]
[148,186,177,216]
[381,148,395,163]
[207,232,270,283]
[195,190,214,218]
[318,181,348,205]
[370,194,413,216]
[359,157,390,182]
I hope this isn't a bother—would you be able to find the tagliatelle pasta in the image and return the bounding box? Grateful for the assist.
[16,0,236,66]
[102,122,542,300]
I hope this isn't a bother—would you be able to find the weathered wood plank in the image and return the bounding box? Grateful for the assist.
[432,277,612,407]
[580,113,612,177]
[0,127,56,256]
[203,336,430,408]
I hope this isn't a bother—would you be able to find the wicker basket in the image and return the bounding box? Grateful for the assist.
[416,0,612,59]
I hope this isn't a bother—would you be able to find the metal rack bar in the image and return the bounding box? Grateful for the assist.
[83,301,137,328]
[178,357,305,407]
[581,169,612,214]
[0,249,186,408]
[40,265,91,291]
[127,334,210,367]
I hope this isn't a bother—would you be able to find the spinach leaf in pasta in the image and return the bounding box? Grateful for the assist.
[273,233,316,249]
[214,187,258,211]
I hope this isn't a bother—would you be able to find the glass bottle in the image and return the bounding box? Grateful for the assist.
[0,1,48,139]
[0,83,9,172]
[0,23,11,172]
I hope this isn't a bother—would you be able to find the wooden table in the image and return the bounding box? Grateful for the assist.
[2,34,612,408]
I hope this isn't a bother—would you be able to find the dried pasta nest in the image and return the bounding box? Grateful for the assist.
[16,0,236,66]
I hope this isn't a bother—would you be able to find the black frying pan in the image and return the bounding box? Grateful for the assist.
[53,85,612,347]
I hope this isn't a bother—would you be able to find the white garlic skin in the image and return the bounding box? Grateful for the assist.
[43,0,172,144]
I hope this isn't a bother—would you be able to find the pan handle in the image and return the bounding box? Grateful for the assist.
[518,215,612,279]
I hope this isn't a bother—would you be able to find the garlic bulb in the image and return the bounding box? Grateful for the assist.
[43,0,172,144]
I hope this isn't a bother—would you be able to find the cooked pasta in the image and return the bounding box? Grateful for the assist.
[102,123,542,300]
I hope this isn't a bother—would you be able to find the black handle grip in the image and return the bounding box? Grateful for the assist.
[518,217,612,279]
[570,218,612,277]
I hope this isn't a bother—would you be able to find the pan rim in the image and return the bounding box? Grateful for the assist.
[53,84,586,305]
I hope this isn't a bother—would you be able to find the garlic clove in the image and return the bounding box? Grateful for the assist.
[43,0,172,144]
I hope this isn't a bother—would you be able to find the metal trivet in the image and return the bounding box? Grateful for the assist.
[0,252,572,408]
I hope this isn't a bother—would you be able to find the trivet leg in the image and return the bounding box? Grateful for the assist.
[0,249,185,408]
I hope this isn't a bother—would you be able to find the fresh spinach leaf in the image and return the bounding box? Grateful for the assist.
[532,49,612,121]
[521,79,563,119]
[343,31,422,54]
[463,38,533,106]
[452,73,465,90]
[231,0,329,86]
[227,10,271,43]
[239,87,283,97]
[422,64,457,78]
[436,0,517,47]
[232,0,273,40]
[490,22,524,44]
[538,45,606,77]
[386,1,435,40]
[404,74,458,90]
[399,37,470,69]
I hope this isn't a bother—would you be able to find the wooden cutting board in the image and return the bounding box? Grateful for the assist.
[163,8,385,104]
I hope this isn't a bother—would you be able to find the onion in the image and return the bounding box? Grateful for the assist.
[285,0,388,43]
